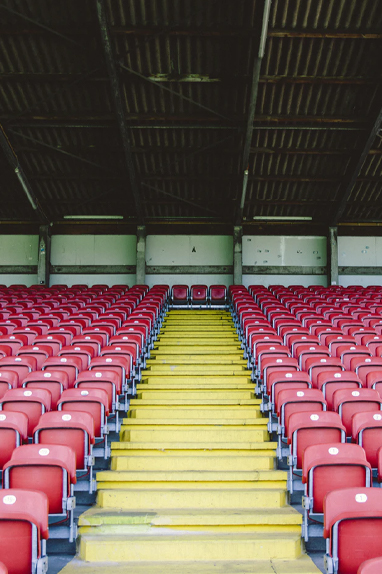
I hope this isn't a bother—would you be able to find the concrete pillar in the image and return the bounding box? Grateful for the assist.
[233,225,243,285]
[37,224,51,286]
[328,226,339,286]
[136,225,146,285]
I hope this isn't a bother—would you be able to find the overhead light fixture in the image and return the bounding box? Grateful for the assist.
[63,215,124,220]
[252,216,313,221]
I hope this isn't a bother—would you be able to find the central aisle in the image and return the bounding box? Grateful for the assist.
[60,309,321,574]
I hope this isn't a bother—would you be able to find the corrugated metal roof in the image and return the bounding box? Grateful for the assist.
[0,0,380,225]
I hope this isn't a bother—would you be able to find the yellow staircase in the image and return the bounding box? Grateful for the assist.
[60,309,321,574]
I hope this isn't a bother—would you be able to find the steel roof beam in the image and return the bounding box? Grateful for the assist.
[0,126,48,223]
[119,63,233,124]
[96,0,143,223]
[235,0,271,225]
[331,103,382,226]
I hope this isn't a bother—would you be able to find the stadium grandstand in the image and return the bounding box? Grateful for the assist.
[0,2,382,574]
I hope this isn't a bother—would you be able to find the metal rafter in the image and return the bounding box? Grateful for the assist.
[96,0,143,222]
[119,63,233,124]
[9,129,115,173]
[0,126,48,223]
[235,0,271,225]
[331,102,382,226]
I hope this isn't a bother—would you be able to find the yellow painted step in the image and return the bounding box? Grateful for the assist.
[79,506,302,528]
[79,532,302,562]
[157,337,239,343]
[111,446,277,456]
[140,376,252,385]
[136,388,254,392]
[136,391,255,400]
[122,418,265,426]
[129,399,261,405]
[143,366,247,375]
[111,455,275,471]
[58,556,322,574]
[96,470,285,483]
[119,428,268,442]
[128,408,261,419]
[98,488,286,509]
[146,357,246,365]
[153,346,241,353]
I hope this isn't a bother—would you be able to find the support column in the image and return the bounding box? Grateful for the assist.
[233,225,243,285]
[136,225,146,285]
[37,224,51,286]
[328,226,339,286]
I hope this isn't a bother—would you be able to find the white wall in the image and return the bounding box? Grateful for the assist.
[145,235,233,288]
[0,235,38,286]
[50,235,136,287]
[338,236,382,287]
[242,235,327,287]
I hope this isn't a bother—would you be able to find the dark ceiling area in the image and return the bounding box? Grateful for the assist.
[0,0,381,228]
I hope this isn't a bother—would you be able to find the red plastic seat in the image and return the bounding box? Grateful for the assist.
[171,285,189,305]
[261,357,299,393]
[90,355,131,393]
[22,370,69,409]
[190,285,208,305]
[58,388,109,439]
[42,356,82,387]
[358,558,382,574]
[287,411,346,472]
[34,411,95,485]
[209,285,227,305]
[0,355,36,384]
[58,345,93,370]
[333,388,382,436]
[352,357,382,385]
[0,411,28,469]
[304,356,344,387]
[324,487,382,574]
[302,442,371,542]
[276,388,327,440]
[295,344,331,371]
[0,370,19,399]
[266,370,311,408]
[0,489,49,574]
[316,370,362,410]
[352,411,382,468]
[0,388,52,436]
[3,443,77,541]
[75,369,121,412]
[16,345,53,369]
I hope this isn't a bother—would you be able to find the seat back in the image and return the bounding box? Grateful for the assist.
[34,410,95,471]
[303,442,371,513]
[209,285,227,304]
[3,443,76,514]
[352,412,382,468]
[0,489,49,573]
[0,411,28,469]
[172,285,189,304]
[58,388,109,437]
[333,388,382,436]
[0,388,52,436]
[324,487,382,574]
[288,411,345,469]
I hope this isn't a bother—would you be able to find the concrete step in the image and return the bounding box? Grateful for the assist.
[58,556,322,574]
[96,469,286,484]
[153,346,241,353]
[78,506,302,529]
[119,427,268,443]
[121,418,265,426]
[128,407,262,419]
[111,454,276,471]
[97,488,287,509]
[136,391,255,400]
[146,356,246,364]
[140,376,252,385]
[130,398,261,409]
[143,366,248,375]
[78,531,302,562]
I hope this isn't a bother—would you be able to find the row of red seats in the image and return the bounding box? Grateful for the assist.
[0,284,167,574]
[230,285,382,574]
[171,284,227,306]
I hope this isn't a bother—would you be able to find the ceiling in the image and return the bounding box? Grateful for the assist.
[0,0,381,229]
